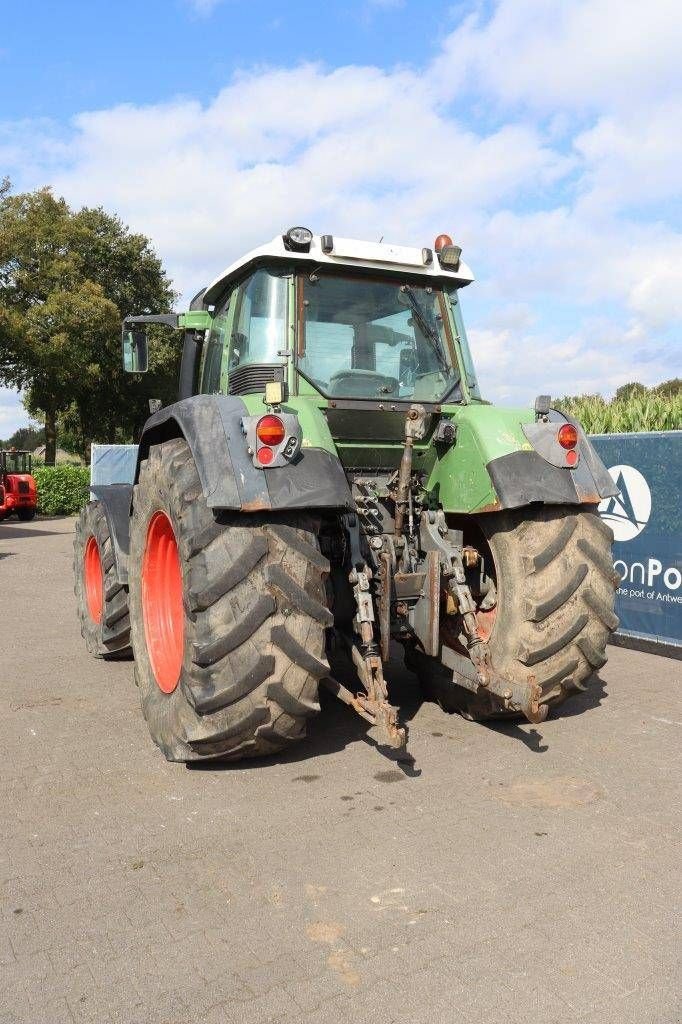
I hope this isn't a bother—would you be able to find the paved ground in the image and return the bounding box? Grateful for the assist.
[0,516,680,1024]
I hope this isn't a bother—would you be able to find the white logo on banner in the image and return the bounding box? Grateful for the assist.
[598,465,652,542]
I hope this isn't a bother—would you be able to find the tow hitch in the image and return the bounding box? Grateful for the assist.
[323,557,407,750]
[321,509,408,752]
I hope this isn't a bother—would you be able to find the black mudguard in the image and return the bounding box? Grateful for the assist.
[136,395,353,512]
[89,483,134,585]
[486,419,618,510]
[97,396,353,584]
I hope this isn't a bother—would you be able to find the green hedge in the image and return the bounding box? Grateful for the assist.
[34,465,90,516]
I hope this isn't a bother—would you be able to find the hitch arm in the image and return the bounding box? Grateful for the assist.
[348,569,407,750]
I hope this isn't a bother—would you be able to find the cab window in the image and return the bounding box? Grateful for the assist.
[200,268,288,394]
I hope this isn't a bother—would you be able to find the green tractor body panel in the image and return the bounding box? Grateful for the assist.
[427,403,535,513]
[178,311,212,331]
[239,391,603,515]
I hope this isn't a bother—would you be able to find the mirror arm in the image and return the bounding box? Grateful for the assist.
[123,314,180,329]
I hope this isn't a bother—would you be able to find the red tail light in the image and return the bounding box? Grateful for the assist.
[256,415,285,447]
[557,424,578,450]
[256,447,275,466]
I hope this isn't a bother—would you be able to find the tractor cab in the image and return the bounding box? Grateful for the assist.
[120,231,478,400]
[0,449,38,521]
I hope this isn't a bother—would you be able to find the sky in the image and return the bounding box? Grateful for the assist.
[1,0,681,435]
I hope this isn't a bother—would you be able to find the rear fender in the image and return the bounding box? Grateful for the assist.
[90,484,133,585]
[136,395,353,514]
[487,415,618,509]
[93,395,352,584]
[430,404,617,513]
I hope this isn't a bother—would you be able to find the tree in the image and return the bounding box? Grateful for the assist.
[0,185,177,463]
[653,377,681,399]
[615,381,647,401]
[0,423,45,450]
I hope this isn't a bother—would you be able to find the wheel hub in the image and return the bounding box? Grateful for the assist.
[84,535,103,623]
[142,511,184,693]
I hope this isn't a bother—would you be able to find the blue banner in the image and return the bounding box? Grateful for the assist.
[591,431,681,648]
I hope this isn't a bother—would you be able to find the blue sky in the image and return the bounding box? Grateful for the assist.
[1,1,455,119]
[1,0,681,436]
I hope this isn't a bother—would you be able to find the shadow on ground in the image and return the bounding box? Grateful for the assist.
[0,524,71,541]
[189,647,608,773]
[479,673,608,753]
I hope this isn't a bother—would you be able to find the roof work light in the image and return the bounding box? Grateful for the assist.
[284,226,313,252]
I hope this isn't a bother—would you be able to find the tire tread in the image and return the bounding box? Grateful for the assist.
[128,440,331,762]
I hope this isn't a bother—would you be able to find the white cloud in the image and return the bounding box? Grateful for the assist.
[2,0,680,408]
[30,64,567,298]
[574,100,682,212]
[432,0,682,114]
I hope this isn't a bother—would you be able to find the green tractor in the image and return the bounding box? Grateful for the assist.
[73,228,619,762]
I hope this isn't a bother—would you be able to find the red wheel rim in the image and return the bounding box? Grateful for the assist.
[142,511,184,693]
[84,535,104,623]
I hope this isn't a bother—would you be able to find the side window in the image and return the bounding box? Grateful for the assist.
[447,290,481,399]
[228,270,287,370]
[201,290,234,394]
[200,270,288,395]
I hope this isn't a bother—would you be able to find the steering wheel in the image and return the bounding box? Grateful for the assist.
[327,369,399,397]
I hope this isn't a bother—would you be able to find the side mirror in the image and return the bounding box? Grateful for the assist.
[122,328,149,373]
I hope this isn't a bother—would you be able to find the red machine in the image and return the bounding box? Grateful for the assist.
[0,449,38,521]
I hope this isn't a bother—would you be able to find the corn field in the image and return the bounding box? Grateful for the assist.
[555,392,682,434]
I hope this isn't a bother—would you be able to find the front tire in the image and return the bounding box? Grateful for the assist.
[128,439,332,763]
[410,506,619,719]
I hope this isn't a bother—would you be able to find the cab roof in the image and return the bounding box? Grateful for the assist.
[202,232,474,306]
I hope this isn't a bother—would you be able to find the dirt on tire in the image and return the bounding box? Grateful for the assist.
[409,505,619,719]
[128,438,332,762]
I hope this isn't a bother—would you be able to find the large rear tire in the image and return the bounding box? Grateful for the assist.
[409,506,619,719]
[17,508,36,521]
[74,501,132,658]
[128,439,332,763]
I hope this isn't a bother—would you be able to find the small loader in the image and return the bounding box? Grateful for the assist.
[0,449,37,522]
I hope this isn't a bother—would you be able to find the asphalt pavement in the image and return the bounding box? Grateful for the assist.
[0,516,680,1024]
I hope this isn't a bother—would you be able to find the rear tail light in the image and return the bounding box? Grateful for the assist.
[256,415,285,447]
[242,410,302,469]
[557,424,578,450]
[256,447,275,466]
